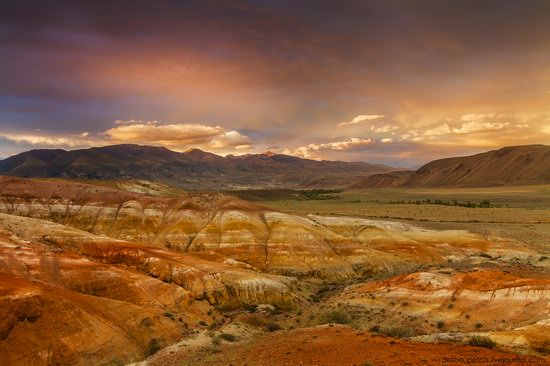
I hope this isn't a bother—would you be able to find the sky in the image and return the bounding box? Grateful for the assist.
[1,0,550,167]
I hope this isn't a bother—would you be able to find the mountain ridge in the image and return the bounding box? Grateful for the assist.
[348,144,550,188]
[405,144,550,187]
[0,144,393,189]
[2,144,549,189]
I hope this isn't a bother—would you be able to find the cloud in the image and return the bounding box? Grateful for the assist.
[452,121,509,134]
[338,115,385,127]
[423,124,452,137]
[208,130,252,149]
[0,133,105,149]
[283,137,375,159]
[381,138,393,143]
[417,113,528,141]
[370,124,399,133]
[107,120,254,151]
[115,119,159,125]
[542,125,550,134]
[105,123,225,145]
[0,120,254,153]
[459,113,499,122]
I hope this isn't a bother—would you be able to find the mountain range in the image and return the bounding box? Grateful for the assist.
[0,144,549,189]
[0,144,392,189]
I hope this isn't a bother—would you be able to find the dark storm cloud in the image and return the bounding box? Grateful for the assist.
[1,0,549,165]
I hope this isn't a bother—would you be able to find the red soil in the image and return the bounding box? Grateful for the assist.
[177,326,549,366]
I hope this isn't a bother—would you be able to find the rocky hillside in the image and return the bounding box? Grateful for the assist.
[349,145,550,188]
[406,145,550,187]
[348,170,414,188]
[0,144,392,189]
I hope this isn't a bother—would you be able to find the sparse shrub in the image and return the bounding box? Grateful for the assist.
[198,320,207,326]
[319,309,352,325]
[243,304,257,313]
[379,326,413,338]
[469,336,496,349]
[146,338,162,356]
[239,313,268,327]
[265,322,282,332]
[540,256,549,261]
[202,345,221,354]
[218,333,237,342]
[163,311,175,320]
[369,325,380,332]
[309,294,321,302]
[475,322,483,329]
[436,320,445,329]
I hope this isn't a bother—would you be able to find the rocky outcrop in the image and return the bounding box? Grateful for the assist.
[334,269,550,353]
[0,213,299,365]
[0,184,535,281]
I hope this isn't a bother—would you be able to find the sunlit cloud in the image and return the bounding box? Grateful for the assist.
[338,115,385,127]
[452,121,510,134]
[423,124,451,137]
[115,119,159,125]
[283,137,376,159]
[0,133,105,148]
[208,130,252,150]
[0,120,254,154]
[106,121,254,152]
[370,125,399,133]
[105,123,225,144]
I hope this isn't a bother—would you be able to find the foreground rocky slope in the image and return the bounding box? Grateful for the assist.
[155,325,549,366]
[0,213,301,365]
[334,268,550,353]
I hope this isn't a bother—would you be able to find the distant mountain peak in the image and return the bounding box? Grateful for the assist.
[263,151,277,157]
[184,147,204,153]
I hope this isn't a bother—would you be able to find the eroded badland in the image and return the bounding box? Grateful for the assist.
[0,176,548,366]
